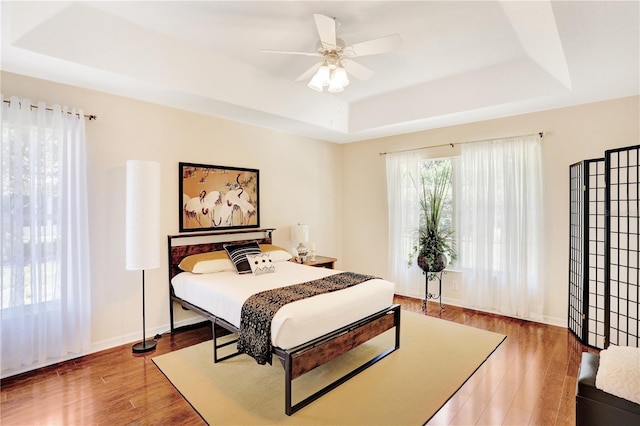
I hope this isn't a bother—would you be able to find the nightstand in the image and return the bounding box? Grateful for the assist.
[292,256,337,269]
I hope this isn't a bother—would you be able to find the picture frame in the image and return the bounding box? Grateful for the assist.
[179,162,260,232]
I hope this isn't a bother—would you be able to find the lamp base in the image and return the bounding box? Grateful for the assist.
[132,339,157,354]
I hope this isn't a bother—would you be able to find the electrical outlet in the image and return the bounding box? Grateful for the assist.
[452,280,459,290]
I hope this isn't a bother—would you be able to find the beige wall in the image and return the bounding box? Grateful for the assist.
[3,69,639,352]
[342,96,640,325]
[2,71,344,351]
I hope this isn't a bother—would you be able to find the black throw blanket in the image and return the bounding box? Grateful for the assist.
[238,272,378,365]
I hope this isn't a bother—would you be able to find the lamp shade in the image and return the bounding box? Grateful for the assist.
[316,65,331,86]
[308,74,324,92]
[308,65,331,92]
[328,79,345,93]
[126,160,161,271]
[290,223,309,244]
[332,66,350,88]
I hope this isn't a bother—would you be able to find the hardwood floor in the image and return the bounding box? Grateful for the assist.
[1,297,595,425]
[395,296,598,426]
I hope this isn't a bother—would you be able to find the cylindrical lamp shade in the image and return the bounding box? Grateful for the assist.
[290,224,309,244]
[126,160,161,271]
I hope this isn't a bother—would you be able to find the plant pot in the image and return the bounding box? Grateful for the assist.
[417,253,447,273]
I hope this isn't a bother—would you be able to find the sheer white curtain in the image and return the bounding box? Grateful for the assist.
[386,150,425,297]
[457,135,544,321]
[1,95,91,377]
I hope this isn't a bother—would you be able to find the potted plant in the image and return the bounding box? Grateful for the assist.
[408,161,457,273]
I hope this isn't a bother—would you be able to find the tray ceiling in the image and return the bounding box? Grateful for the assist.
[2,1,638,143]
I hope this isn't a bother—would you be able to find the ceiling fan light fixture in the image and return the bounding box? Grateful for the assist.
[308,63,334,92]
[327,66,349,93]
[307,73,325,92]
[327,80,344,93]
[317,64,331,86]
[308,63,331,91]
[332,66,349,88]
[263,13,402,94]
[311,64,350,93]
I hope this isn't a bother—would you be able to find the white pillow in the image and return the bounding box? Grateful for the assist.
[595,345,640,405]
[178,251,235,274]
[259,244,293,262]
[246,252,276,275]
[189,258,235,274]
[268,250,293,262]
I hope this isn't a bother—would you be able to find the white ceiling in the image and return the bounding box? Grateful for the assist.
[1,1,638,143]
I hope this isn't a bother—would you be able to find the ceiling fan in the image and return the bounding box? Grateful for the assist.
[261,14,402,93]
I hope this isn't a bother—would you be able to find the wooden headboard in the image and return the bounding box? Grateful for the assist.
[166,229,273,332]
[167,228,275,282]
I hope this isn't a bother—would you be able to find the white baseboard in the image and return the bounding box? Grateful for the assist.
[438,296,566,328]
[1,316,208,380]
[89,316,207,354]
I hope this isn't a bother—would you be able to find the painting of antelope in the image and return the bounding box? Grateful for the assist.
[179,162,259,232]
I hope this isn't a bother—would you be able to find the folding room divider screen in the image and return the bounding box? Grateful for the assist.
[568,161,584,343]
[606,146,640,347]
[569,146,640,349]
[569,159,607,349]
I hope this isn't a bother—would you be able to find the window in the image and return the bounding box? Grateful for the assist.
[1,96,91,375]
[455,135,544,320]
[386,134,544,321]
[415,158,457,268]
[385,151,457,298]
[1,130,62,309]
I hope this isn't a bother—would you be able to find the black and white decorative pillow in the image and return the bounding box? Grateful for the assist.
[224,241,262,274]
[247,253,276,275]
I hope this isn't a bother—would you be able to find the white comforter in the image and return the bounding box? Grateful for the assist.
[171,261,395,350]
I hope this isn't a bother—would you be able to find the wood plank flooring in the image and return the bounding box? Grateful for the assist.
[1,296,595,425]
[396,296,599,426]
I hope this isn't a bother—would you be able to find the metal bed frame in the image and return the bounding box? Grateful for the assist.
[167,229,401,415]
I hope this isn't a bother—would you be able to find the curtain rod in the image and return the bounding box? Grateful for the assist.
[2,99,98,121]
[378,131,544,156]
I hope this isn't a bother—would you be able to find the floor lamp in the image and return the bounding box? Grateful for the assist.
[126,160,161,354]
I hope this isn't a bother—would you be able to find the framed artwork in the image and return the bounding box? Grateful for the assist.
[179,162,260,232]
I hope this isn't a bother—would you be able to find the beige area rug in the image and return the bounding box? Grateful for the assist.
[152,311,505,425]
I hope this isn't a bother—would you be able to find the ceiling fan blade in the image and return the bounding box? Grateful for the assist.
[344,34,402,57]
[260,49,321,57]
[295,62,323,82]
[341,59,374,81]
[314,14,336,49]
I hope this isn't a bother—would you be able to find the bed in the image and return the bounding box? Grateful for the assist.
[167,228,401,415]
